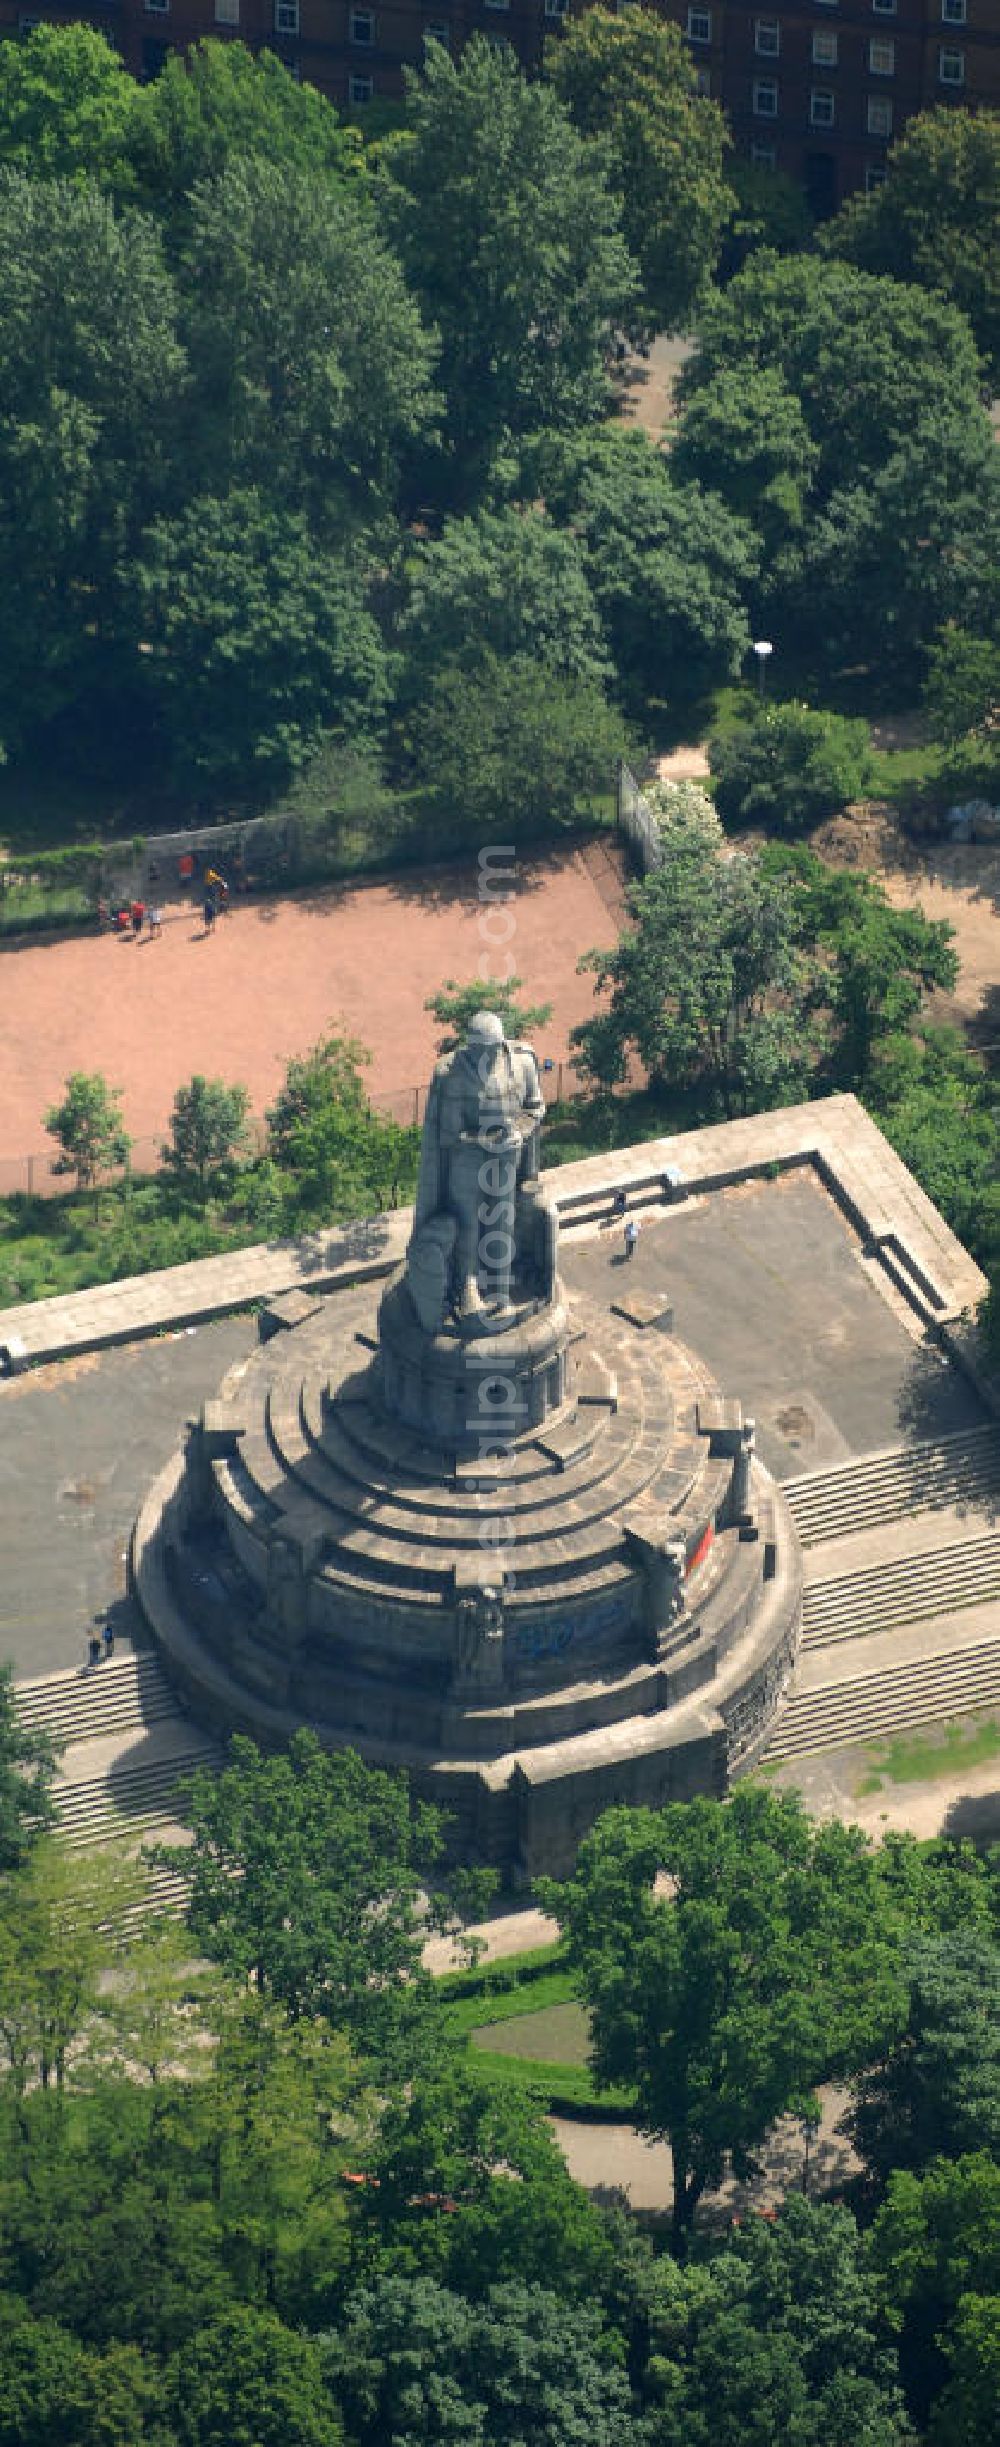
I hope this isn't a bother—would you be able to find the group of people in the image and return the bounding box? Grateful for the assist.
[100,896,163,939]
[99,859,232,941]
[86,1621,116,1669]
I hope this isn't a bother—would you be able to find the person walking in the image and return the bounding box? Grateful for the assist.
[87,1631,102,1669]
[203,893,216,933]
[102,1620,115,1660]
[131,897,145,938]
[624,1216,640,1262]
[604,1187,627,1232]
[147,903,162,939]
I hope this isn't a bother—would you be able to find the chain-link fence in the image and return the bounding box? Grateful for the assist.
[0,1062,578,1201]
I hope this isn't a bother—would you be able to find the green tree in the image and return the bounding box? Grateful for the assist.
[0,1663,56,1872]
[864,1026,998,1263]
[824,106,1000,385]
[180,158,437,524]
[574,819,814,1116]
[397,508,612,705]
[717,154,814,280]
[642,2195,909,2447]
[0,2303,160,2447]
[670,361,817,572]
[0,1842,143,2094]
[923,624,1000,746]
[540,427,756,713]
[127,37,361,226]
[267,1030,416,1221]
[849,1931,1000,2191]
[932,2292,1000,2447]
[163,1076,251,1197]
[870,2152,1000,2435]
[541,1788,905,2244]
[0,24,137,188]
[365,2056,614,2305]
[0,172,185,747]
[676,254,997,671]
[137,491,388,792]
[780,854,958,1088]
[166,2306,341,2447]
[45,1073,130,1212]
[378,36,638,504]
[324,2276,636,2447]
[709,701,875,834]
[546,5,731,328]
[167,1732,448,2062]
[413,654,626,839]
[425,976,552,1055]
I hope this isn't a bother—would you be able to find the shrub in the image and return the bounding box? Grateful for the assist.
[709,700,875,834]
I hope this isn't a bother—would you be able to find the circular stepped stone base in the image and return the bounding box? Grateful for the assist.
[134,1274,802,1877]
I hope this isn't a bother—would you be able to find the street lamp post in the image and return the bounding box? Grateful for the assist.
[752,639,774,700]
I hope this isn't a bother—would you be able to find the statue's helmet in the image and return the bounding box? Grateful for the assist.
[466,1010,505,1046]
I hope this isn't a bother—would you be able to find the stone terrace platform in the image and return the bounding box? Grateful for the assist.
[0,1094,989,1377]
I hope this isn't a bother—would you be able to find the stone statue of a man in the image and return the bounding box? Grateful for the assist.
[406,1012,549,1330]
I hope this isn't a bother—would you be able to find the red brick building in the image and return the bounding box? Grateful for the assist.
[3,0,999,207]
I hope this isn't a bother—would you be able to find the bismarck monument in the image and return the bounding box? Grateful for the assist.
[134,1015,802,1875]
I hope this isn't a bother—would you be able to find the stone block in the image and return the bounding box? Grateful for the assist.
[611,1294,674,1331]
[696,1396,743,1453]
[258,1289,325,1343]
[199,1401,247,1459]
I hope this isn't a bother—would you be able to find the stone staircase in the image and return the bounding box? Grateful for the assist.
[765,1425,1000,1763]
[764,1633,1000,1762]
[783,1425,1000,1547]
[801,1532,1000,1651]
[15,1651,179,1749]
[14,1654,212,1917]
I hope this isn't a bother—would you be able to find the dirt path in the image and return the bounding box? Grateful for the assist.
[0,840,625,1184]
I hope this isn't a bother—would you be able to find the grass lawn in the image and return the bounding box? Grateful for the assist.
[856,1712,1000,1796]
[437,1954,636,2115]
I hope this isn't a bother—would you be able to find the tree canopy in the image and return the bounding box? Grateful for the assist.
[546,5,732,329]
[823,106,1000,385]
[377,36,638,504]
[541,1786,905,2241]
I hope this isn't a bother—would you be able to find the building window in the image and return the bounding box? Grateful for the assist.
[483,0,511,11]
[144,0,169,14]
[812,29,838,62]
[348,71,373,99]
[868,36,895,70]
[274,0,298,29]
[938,43,965,78]
[750,140,776,166]
[810,86,835,123]
[425,18,451,39]
[350,8,375,38]
[752,77,779,114]
[17,10,41,24]
[141,36,168,72]
[867,93,893,133]
[543,0,568,17]
[695,65,711,92]
[215,0,239,22]
[755,18,780,53]
[866,163,887,192]
[687,7,711,39]
[872,0,896,12]
[941,0,966,18]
